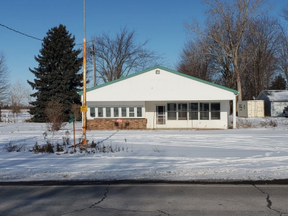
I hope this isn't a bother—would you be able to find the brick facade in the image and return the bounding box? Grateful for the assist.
[87,118,147,130]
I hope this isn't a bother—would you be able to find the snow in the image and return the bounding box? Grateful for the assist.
[265,90,288,101]
[0,117,288,182]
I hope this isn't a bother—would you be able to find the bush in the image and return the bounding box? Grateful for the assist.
[237,119,254,128]
[4,142,26,152]
[32,142,54,154]
[269,120,277,127]
[45,100,67,132]
[56,143,64,152]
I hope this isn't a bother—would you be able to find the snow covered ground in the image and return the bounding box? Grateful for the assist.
[0,117,288,182]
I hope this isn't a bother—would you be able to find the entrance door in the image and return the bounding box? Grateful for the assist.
[156,106,166,125]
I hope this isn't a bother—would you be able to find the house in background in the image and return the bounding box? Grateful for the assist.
[257,90,288,117]
[80,66,238,130]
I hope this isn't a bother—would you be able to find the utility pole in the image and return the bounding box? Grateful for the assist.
[92,38,96,87]
[82,0,87,145]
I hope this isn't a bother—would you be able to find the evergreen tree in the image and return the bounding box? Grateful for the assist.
[270,75,287,90]
[27,24,82,122]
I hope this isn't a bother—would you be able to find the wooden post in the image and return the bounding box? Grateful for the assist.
[73,120,76,150]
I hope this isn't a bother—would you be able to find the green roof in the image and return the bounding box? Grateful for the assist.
[79,65,238,95]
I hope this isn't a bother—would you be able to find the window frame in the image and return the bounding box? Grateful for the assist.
[90,107,95,118]
[167,103,177,120]
[200,103,209,120]
[178,103,188,120]
[114,107,119,118]
[106,107,111,117]
[137,107,142,117]
[121,107,127,117]
[129,107,135,117]
[98,107,103,118]
[189,103,198,120]
[211,103,221,120]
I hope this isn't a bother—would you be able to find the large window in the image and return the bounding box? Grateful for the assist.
[200,103,209,120]
[98,107,103,117]
[167,103,176,120]
[211,103,220,120]
[189,103,198,120]
[114,107,119,117]
[178,103,187,120]
[90,107,95,117]
[121,107,127,117]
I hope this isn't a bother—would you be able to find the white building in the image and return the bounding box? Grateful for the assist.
[81,66,238,130]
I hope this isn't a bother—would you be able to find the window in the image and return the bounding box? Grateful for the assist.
[200,103,209,120]
[90,107,95,117]
[167,103,176,120]
[189,103,198,120]
[98,107,103,117]
[137,107,142,117]
[178,103,187,120]
[211,103,220,120]
[114,107,119,117]
[129,107,134,117]
[121,107,126,117]
[106,107,111,117]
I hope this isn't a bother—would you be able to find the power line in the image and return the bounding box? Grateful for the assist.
[0,23,92,46]
[0,23,43,41]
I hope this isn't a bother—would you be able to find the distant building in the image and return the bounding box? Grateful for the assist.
[257,90,288,117]
[80,66,238,130]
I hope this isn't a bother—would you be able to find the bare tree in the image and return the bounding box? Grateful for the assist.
[242,16,281,99]
[0,52,9,104]
[89,27,161,83]
[185,0,270,101]
[178,39,212,81]
[7,82,31,117]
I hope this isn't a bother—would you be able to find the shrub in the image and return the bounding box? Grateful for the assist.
[56,143,64,152]
[4,142,26,152]
[45,100,67,132]
[32,142,54,154]
[260,121,268,127]
[269,120,277,127]
[237,119,254,128]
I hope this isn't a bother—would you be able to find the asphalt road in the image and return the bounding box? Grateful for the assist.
[0,183,288,216]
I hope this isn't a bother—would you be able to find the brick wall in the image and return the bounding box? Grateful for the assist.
[87,118,147,130]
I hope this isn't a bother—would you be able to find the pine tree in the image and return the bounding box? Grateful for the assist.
[270,75,287,90]
[27,24,82,122]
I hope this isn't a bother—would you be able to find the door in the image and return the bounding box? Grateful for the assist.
[156,106,166,125]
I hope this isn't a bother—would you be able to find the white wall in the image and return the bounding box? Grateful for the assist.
[86,69,236,102]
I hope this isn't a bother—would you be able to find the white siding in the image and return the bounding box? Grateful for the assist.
[86,69,236,102]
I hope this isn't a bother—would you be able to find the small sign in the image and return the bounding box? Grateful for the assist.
[116,118,123,123]
[68,115,75,123]
[81,106,88,112]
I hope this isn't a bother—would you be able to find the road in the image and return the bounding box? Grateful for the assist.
[0,183,287,216]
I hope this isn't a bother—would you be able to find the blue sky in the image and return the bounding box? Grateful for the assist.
[0,0,287,88]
